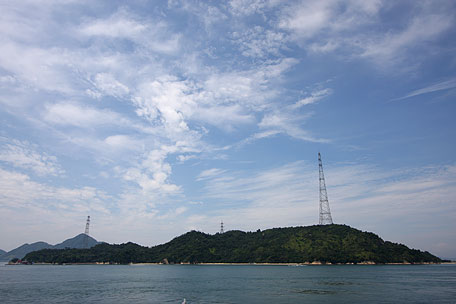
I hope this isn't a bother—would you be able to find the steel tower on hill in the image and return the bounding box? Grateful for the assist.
[220,220,224,234]
[83,216,90,248]
[318,153,333,225]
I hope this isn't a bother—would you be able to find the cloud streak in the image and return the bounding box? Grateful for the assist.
[392,78,456,101]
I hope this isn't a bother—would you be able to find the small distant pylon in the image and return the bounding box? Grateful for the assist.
[220,220,224,234]
[85,216,90,235]
[83,216,90,248]
[318,153,333,225]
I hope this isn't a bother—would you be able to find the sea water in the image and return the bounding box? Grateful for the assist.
[0,263,455,303]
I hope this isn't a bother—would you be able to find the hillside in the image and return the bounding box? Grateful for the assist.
[1,234,99,260]
[25,225,441,264]
[54,233,99,249]
[1,242,52,261]
[0,249,6,256]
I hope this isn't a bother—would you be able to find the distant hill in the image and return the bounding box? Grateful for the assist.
[0,249,6,255]
[25,225,441,264]
[0,242,52,261]
[54,233,99,249]
[0,234,100,260]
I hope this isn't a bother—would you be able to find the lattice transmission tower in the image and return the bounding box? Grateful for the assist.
[220,220,224,234]
[83,216,90,248]
[318,153,333,225]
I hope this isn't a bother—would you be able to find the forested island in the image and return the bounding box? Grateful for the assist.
[24,224,441,265]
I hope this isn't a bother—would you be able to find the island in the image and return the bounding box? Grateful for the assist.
[24,224,441,265]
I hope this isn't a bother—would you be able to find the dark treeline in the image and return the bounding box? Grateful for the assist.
[24,224,441,264]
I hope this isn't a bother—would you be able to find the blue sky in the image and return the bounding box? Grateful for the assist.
[1,0,455,258]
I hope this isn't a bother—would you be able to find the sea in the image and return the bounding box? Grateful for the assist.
[0,263,455,303]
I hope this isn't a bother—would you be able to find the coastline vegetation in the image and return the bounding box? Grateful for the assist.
[24,224,441,265]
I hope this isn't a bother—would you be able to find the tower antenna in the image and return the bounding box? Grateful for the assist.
[83,216,90,248]
[220,220,224,234]
[318,153,333,225]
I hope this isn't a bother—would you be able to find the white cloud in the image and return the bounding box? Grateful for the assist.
[0,167,109,212]
[157,206,188,219]
[201,58,298,110]
[138,80,195,125]
[192,105,255,131]
[90,73,130,99]
[0,139,63,176]
[203,72,264,105]
[80,12,147,38]
[203,5,228,27]
[239,84,333,143]
[197,168,226,181]
[251,130,281,140]
[232,26,288,58]
[104,135,143,151]
[122,146,182,201]
[79,9,181,55]
[204,162,313,202]
[176,2,228,29]
[278,0,382,39]
[0,42,77,94]
[133,77,195,138]
[279,0,336,38]
[43,102,130,128]
[132,58,297,139]
[359,14,453,65]
[0,75,17,85]
[291,88,332,108]
[228,0,278,16]
[308,40,340,53]
[393,78,456,101]
[177,154,197,162]
[258,111,326,142]
[278,1,453,69]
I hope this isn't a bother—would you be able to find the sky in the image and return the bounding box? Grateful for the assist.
[0,0,455,259]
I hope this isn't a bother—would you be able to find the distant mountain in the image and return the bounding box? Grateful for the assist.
[0,242,53,261]
[0,234,100,260]
[25,225,441,264]
[54,233,99,249]
[0,249,6,255]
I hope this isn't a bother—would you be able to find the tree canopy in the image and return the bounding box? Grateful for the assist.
[24,225,441,264]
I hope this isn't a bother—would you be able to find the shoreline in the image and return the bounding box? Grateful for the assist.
[14,261,454,266]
